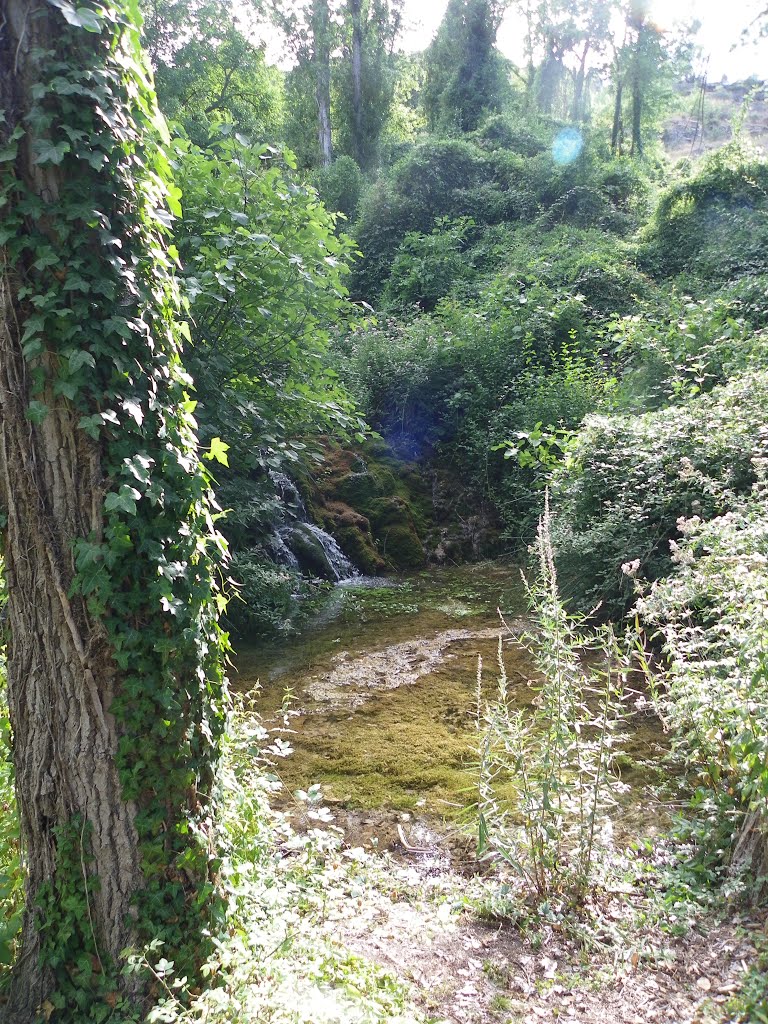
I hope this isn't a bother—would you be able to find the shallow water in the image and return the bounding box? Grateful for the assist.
[235,562,671,850]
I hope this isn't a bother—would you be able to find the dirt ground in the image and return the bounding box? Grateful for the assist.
[326,837,766,1024]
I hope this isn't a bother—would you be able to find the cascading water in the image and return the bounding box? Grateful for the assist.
[269,471,359,581]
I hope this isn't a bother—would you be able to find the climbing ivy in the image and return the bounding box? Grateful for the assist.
[1,0,228,1015]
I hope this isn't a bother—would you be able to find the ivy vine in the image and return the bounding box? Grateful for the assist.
[1,0,228,1016]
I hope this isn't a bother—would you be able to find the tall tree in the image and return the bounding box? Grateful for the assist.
[336,0,402,169]
[272,0,335,166]
[313,0,334,165]
[609,0,669,156]
[140,0,284,146]
[0,0,227,1017]
[423,0,510,133]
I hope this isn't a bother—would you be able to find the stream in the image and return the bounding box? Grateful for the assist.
[235,562,671,861]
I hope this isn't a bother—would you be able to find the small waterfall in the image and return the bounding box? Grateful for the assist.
[302,523,358,581]
[268,472,359,582]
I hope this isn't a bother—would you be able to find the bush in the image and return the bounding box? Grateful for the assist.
[477,501,631,903]
[638,486,768,901]
[382,217,475,310]
[639,142,768,282]
[225,550,327,638]
[550,371,768,618]
[313,155,365,222]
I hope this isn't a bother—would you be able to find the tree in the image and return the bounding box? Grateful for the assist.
[0,0,227,1017]
[509,0,613,120]
[336,0,402,170]
[423,0,511,133]
[609,0,671,156]
[271,0,334,166]
[140,0,284,146]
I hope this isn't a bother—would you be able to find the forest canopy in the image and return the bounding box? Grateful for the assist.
[1,0,768,1020]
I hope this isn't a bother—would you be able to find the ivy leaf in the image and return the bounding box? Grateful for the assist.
[104,487,141,517]
[121,398,144,426]
[68,349,95,372]
[124,454,153,485]
[0,143,18,163]
[33,140,70,166]
[27,400,48,424]
[47,0,103,32]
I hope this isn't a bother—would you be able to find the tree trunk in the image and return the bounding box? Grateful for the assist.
[572,40,590,122]
[611,76,624,155]
[313,0,334,167]
[350,0,364,166]
[0,273,143,1020]
[0,7,142,1015]
[0,1,226,1017]
[630,25,644,157]
[729,809,768,903]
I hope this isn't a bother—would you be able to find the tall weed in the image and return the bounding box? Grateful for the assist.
[477,498,632,904]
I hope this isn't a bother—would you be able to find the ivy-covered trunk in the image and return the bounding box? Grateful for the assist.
[0,1,227,1018]
[350,0,364,167]
[313,0,334,167]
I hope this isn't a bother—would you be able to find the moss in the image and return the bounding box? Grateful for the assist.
[333,471,382,507]
[380,525,425,570]
[335,525,387,575]
[367,497,425,570]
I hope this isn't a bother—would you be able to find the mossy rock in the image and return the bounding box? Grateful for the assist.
[335,526,386,575]
[318,501,386,575]
[332,471,382,508]
[367,496,425,570]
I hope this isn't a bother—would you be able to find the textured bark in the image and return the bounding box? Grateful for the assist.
[611,76,623,155]
[571,40,590,122]
[729,810,768,903]
[313,0,333,167]
[0,2,143,1018]
[350,0,364,166]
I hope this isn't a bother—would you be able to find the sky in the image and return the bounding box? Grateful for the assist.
[398,0,768,82]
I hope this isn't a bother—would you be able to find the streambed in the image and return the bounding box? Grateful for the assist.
[236,563,671,855]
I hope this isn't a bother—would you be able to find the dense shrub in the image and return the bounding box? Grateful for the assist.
[313,155,366,222]
[382,217,475,310]
[638,487,768,899]
[639,142,768,282]
[226,550,325,637]
[550,371,768,618]
[610,287,768,410]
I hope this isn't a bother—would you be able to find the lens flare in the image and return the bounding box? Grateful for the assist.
[552,128,584,165]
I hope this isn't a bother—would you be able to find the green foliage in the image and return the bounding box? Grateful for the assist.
[173,132,366,471]
[639,142,768,282]
[225,551,327,637]
[610,285,768,410]
[141,0,285,146]
[312,154,365,222]
[477,501,631,903]
[333,0,404,171]
[1,0,228,1010]
[422,0,510,133]
[352,128,652,303]
[637,485,768,898]
[383,217,474,310]
[550,372,768,618]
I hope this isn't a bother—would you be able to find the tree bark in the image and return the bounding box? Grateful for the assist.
[572,40,590,122]
[0,1,225,1017]
[313,0,334,167]
[350,0,364,166]
[0,5,144,1016]
[611,75,623,155]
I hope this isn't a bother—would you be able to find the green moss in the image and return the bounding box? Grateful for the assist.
[335,525,386,575]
